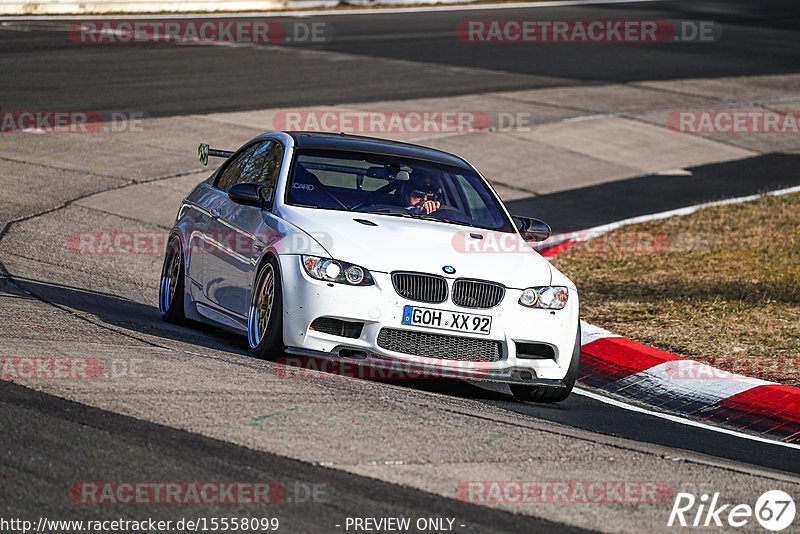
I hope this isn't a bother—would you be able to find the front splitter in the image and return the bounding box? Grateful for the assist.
[284,346,566,388]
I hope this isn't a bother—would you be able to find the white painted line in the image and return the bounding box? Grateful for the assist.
[658,168,693,176]
[574,387,800,451]
[563,113,613,123]
[0,0,665,21]
[546,184,800,249]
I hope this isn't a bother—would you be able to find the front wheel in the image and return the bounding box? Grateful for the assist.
[247,257,285,359]
[159,234,186,324]
[511,323,581,403]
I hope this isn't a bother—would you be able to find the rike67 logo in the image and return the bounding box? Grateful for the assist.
[668,490,795,531]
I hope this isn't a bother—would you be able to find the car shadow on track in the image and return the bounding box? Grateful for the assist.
[8,275,576,406]
[6,275,249,355]
[10,275,527,402]
[370,376,514,402]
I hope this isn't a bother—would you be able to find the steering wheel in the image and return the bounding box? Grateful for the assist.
[418,205,474,224]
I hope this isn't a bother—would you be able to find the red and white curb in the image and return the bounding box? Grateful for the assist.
[540,185,800,446]
[577,322,800,445]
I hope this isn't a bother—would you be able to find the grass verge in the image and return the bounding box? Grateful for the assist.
[551,191,800,387]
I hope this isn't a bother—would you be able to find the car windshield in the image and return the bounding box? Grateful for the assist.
[286,149,514,231]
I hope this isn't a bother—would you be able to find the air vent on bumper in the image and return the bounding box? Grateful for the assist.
[377,328,501,362]
[309,317,364,339]
[515,342,556,360]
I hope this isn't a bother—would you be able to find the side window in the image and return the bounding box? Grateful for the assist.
[215,143,259,191]
[238,141,285,188]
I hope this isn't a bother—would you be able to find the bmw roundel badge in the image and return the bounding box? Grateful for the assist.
[442,266,456,274]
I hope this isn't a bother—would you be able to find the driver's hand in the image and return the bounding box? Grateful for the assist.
[416,200,440,214]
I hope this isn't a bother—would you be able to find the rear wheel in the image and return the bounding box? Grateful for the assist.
[247,257,284,359]
[159,234,186,324]
[511,323,581,403]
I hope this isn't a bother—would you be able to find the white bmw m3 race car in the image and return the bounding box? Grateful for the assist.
[159,132,580,402]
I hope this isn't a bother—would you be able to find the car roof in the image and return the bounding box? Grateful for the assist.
[285,131,471,168]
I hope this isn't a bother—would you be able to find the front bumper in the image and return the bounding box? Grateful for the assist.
[283,346,568,387]
[278,255,579,383]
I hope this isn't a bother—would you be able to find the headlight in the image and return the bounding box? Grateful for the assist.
[519,288,538,307]
[302,256,374,286]
[518,286,568,309]
[344,265,365,285]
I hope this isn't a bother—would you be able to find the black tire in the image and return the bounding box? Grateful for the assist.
[159,234,186,324]
[511,323,581,403]
[247,256,285,359]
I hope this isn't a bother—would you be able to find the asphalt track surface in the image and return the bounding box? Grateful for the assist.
[2,1,800,532]
[0,379,593,533]
[508,153,800,231]
[0,0,798,116]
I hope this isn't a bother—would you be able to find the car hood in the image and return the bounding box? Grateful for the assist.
[280,207,553,289]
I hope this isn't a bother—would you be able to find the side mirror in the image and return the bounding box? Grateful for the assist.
[228,183,274,210]
[512,216,551,242]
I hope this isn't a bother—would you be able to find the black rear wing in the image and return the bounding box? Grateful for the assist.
[198,143,233,166]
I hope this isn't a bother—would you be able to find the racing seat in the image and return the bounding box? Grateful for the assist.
[291,164,347,209]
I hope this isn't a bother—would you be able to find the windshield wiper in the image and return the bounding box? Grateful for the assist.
[356,208,479,229]
[407,212,475,228]
[359,209,413,218]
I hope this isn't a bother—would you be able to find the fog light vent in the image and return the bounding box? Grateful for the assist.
[515,342,556,360]
[309,317,364,339]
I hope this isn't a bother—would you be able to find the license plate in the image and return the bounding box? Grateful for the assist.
[402,305,492,335]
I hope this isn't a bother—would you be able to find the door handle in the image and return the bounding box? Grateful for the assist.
[209,208,221,219]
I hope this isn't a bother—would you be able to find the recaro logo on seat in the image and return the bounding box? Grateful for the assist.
[293,183,315,191]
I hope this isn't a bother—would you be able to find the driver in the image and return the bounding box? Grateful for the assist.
[401,170,442,215]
